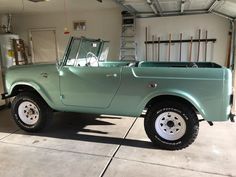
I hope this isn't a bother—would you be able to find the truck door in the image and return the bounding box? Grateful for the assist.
[59,38,121,108]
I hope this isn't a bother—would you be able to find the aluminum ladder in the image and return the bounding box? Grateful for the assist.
[120,12,137,61]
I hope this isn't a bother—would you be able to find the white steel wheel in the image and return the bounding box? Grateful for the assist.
[144,101,199,150]
[12,92,53,132]
[155,111,186,141]
[18,101,40,125]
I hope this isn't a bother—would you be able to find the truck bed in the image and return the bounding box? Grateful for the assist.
[137,62,222,68]
[99,61,223,68]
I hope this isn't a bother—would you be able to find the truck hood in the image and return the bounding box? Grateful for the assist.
[8,62,56,71]
[4,63,59,94]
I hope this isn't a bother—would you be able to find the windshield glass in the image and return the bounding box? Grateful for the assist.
[65,37,109,66]
[66,38,81,66]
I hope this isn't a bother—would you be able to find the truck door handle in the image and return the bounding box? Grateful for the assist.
[148,82,158,88]
[106,73,118,78]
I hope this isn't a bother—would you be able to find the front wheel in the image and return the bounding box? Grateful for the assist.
[144,101,199,150]
[11,92,53,132]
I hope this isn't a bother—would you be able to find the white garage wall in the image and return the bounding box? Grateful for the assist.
[136,14,230,65]
[12,8,122,60]
[11,12,230,65]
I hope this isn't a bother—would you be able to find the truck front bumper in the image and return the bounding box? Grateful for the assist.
[1,93,10,100]
[229,113,235,122]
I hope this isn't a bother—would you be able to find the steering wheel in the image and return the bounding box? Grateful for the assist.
[86,52,99,67]
[188,62,198,68]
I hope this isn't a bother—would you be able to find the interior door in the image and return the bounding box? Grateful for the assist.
[31,29,58,63]
[60,66,121,108]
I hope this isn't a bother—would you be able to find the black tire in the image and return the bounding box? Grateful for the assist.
[144,101,199,150]
[11,92,53,132]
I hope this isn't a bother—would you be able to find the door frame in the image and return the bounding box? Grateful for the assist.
[28,27,59,63]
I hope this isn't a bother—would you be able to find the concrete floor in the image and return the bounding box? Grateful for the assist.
[0,109,235,177]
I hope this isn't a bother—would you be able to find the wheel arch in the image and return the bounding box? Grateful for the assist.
[11,84,39,96]
[139,92,206,120]
[145,95,197,111]
[9,82,53,109]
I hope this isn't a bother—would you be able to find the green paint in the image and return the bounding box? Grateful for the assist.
[4,37,233,122]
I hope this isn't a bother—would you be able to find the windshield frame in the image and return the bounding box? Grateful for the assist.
[58,36,109,69]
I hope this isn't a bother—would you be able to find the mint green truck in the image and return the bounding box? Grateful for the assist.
[1,37,234,150]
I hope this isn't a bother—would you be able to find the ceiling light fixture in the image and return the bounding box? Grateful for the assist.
[181,0,185,13]
[28,0,50,3]
[63,0,70,35]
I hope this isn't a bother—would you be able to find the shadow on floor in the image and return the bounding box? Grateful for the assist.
[0,109,157,150]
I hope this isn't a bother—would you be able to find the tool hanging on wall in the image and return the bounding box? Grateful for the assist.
[145,29,216,62]
[152,35,155,61]
[145,37,216,44]
[197,29,201,62]
[158,37,160,61]
[145,27,148,61]
[179,33,182,62]
[189,36,193,62]
[168,33,171,61]
[154,35,157,61]
[205,30,208,62]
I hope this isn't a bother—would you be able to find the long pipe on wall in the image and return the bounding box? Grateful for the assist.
[230,20,236,70]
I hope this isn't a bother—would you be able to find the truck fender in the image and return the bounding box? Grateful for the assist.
[137,89,207,120]
[9,81,54,108]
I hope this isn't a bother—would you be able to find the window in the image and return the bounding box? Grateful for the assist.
[75,40,100,67]
[65,37,110,67]
[66,39,81,66]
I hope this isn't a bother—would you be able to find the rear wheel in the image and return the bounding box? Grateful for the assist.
[11,92,52,132]
[144,101,199,150]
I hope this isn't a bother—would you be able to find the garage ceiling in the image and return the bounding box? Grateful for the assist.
[0,0,118,14]
[113,0,236,19]
[0,0,235,20]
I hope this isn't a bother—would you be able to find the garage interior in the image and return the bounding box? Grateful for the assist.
[0,0,236,177]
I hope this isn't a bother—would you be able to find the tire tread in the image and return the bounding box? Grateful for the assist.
[144,101,199,150]
[11,92,52,132]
